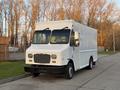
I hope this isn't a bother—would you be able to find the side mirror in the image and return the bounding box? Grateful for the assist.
[75,39,79,46]
[74,32,79,40]
[74,32,79,46]
[70,31,80,47]
[70,37,79,47]
[30,40,32,44]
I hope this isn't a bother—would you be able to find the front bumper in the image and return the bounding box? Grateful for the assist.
[24,65,66,74]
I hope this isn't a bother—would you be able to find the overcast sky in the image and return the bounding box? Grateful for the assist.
[114,0,120,8]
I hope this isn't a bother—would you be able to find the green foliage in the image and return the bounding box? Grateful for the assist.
[0,61,25,79]
[98,51,117,55]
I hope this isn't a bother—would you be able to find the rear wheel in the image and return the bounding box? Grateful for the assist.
[65,63,74,79]
[93,61,96,66]
[88,58,94,69]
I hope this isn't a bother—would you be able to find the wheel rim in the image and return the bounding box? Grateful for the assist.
[69,67,73,78]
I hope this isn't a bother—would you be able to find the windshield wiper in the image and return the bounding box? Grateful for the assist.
[43,28,50,30]
[61,27,69,30]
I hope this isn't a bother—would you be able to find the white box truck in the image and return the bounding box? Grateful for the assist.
[24,20,97,79]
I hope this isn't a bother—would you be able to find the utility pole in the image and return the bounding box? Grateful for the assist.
[112,24,116,53]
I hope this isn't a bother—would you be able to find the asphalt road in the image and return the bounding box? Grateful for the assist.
[0,53,120,90]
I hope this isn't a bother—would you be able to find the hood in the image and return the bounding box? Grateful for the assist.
[26,44,69,53]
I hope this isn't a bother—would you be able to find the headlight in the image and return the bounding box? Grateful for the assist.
[51,54,57,59]
[28,54,33,58]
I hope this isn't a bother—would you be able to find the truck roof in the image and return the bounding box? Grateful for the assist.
[35,20,96,32]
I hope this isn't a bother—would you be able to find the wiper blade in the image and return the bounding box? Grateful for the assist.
[43,28,50,30]
[61,27,69,29]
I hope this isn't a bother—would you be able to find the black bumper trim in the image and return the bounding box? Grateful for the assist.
[24,65,66,74]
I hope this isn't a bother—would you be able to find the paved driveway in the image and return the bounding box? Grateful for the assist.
[0,53,120,90]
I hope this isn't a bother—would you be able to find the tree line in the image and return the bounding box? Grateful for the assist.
[0,0,120,51]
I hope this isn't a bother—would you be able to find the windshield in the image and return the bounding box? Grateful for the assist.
[32,30,51,44]
[32,29,70,44]
[50,29,70,44]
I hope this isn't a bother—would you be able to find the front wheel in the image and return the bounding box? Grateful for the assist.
[65,63,74,79]
[31,73,39,77]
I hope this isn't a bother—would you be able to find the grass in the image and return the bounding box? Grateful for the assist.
[0,61,25,80]
[98,51,118,55]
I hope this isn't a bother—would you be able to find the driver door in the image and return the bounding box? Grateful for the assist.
[70,31,80,70]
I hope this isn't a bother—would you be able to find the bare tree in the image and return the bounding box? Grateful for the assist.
[65,0,84,22]
[14,0,23,46]
[29,0,41,39]
[86,0,118,49]
[1,0,120,51]
[0,1,2,36]
[7,0,15,46]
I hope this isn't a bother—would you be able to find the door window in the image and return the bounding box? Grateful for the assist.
[70,31,80,47]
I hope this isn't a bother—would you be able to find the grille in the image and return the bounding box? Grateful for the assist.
[34,54,50,63]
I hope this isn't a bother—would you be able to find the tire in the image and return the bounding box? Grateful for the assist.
[88,58,94,70]
[31,73,39,77]
[93,61,96,66]
[65,63,74,79]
